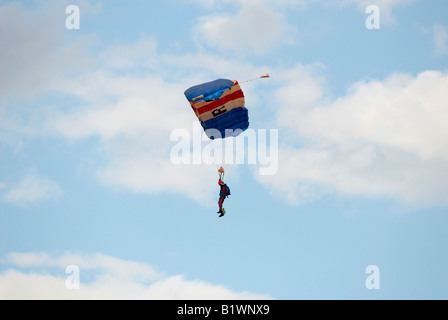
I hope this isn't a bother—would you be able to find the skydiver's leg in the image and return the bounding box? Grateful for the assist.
[218,196,226,217]
[218,196,225,213]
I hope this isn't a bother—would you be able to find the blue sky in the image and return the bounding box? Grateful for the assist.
[1,0,447,299]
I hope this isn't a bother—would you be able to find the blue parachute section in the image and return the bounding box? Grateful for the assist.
[202,108,249,140]
[184,79,234,103]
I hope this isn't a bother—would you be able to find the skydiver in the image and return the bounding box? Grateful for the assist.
[217,167,230,217]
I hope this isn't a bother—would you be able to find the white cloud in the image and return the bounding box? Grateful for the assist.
[193,0,296,55]
[53,74,190,141]
[259,68,448,206]
[98,38,159,71]
[0,2,95,153]
[97,155,219,205]
[1,174,63,206]
[0,3,93,104]
[0,252,272,300]
[432,25,448,55]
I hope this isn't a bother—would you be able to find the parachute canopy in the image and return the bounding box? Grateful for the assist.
[184,79,248,139]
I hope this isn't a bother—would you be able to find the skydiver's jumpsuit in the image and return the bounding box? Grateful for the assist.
[218,179,226,211]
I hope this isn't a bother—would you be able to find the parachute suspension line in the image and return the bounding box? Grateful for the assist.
[239,73,270,84]
[205,139,225,180]
[206,139,222,172]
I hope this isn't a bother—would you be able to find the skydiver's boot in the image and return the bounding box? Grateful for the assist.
[219,208,226,217]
